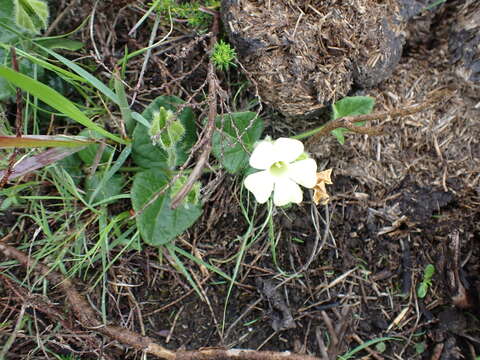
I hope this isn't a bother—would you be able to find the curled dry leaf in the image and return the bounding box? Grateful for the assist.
[313,169,333,205]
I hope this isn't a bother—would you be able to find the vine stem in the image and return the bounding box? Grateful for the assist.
[292,89,449,143]
[170,10,220,209]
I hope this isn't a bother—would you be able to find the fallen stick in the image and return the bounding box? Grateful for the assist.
[0,235,320,360]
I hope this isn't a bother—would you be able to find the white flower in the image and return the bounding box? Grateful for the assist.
[244,137,317,206]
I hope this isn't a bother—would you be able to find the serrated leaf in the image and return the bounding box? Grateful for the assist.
[132,96,196,169]
[212,111,264,174]
[131,169,202,246]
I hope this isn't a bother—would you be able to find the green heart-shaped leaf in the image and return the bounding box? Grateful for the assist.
[132,96,196,169]
[331,96,375,144]
[131,169,202,246]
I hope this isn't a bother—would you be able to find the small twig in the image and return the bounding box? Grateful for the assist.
[170,12,220,209]
[307,89,449,145]
[165,305,183,344]
[447,230,473,309]
[0,235,175,360]
[130,10,165,106]
[430,343,444,360]
[0,273,72,329]
[320,311,338,346]
[146,274,213,316]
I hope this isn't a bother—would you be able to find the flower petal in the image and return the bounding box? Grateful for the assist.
[244,170,274,203]
[272,138,304,163]
[273,178,303,206]
[287,159,317,188]
[249,140,276,169]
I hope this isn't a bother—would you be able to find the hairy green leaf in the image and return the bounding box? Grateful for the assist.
[85,172,125,204]
[131,169,202,246]
[14,0,49,33]
[132,96,196,169]
[0,65,127,144]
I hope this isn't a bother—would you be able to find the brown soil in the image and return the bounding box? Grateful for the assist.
[1,1,479,360]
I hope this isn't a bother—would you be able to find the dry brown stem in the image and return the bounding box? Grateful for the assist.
[0,149,19,189]
[307,89,450,146]
[0,234,320,360]
[446,230,473,309]
[171,11,220,209]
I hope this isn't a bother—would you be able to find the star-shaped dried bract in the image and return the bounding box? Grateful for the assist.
[313,169,333,205]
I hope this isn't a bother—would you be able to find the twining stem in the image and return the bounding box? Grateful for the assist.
[293,89,449,142]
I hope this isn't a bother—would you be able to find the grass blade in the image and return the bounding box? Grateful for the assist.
[36,45,120,105]
[0,65,127,144]
[0,135,95,148]
[339,337,401,360]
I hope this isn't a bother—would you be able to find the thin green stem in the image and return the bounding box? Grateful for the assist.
[291,124,326,140]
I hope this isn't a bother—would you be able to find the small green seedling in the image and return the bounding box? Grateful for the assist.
[149,107,185,148]
[212,40,237,71]
[417,264,435,298]
[415,342,426,354]
[375,342,387,353]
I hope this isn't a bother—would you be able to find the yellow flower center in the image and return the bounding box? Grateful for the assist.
[269,161,289,177]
